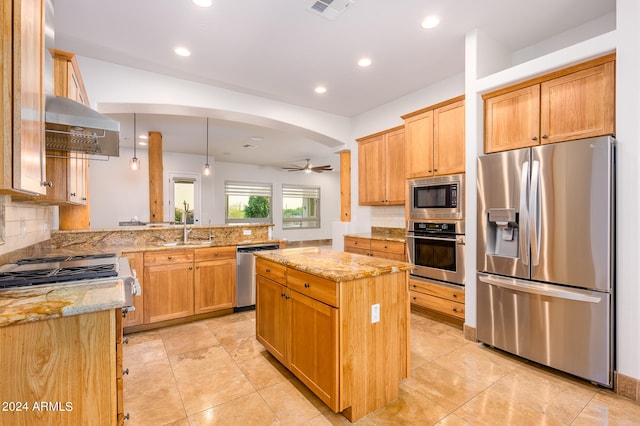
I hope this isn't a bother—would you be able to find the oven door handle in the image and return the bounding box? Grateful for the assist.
[406,234,459,243]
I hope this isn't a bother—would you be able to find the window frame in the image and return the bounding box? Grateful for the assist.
[282,184,321,230]
[224,180,273,224]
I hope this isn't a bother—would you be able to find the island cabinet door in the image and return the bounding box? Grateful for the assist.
[144,263,194,323]
[256,275,289,366]
[289,290,339,412]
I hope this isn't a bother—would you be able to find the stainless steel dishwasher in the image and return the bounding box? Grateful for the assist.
[235,243,280,311]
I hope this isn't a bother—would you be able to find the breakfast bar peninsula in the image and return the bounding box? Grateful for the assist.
[254,247,412,422]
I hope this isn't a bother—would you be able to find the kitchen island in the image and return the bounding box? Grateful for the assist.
[254,247,412,422]
[0,277,131,425]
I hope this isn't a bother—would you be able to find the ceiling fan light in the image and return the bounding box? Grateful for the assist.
[304,168,312,174]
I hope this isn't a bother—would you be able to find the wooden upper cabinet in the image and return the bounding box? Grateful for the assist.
[0,0,47,195]
[484,55,615,153]
[404,110,434,179]
[357,126,405,206]
[403,96,465,178]
[433,99,465,176]
[485,85,541,153]
[540,61,615,144]
[52,49,89,105]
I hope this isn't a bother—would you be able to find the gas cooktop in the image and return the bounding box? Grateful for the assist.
[0,253,119,289]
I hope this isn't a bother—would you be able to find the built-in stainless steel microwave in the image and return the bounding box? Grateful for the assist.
[408,174,464,220]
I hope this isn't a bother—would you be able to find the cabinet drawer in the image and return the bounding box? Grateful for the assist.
[344,237,371,251]
[409,279,465,303]
[373,251,407,262]
[410,291,465,319]
[370,239,405,255]
[287,268,338,307]
[194,245,236,262]
[144,249,194,265]
[256,258,286,285]
[345,246,370,257]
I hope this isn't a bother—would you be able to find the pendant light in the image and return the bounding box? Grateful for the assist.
[130,113,140,171]
[203,117,211,176]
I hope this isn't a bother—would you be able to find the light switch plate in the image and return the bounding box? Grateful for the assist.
[371,304,380,323]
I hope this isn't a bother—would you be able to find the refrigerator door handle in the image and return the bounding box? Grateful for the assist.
[519,161,530,265]
[478,274,602,303]
[529,160,541,266]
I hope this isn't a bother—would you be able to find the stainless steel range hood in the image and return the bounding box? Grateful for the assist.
[45,95,120,157]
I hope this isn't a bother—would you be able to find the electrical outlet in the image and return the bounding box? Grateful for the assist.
[371,304,380,323]
[243,229,251,236]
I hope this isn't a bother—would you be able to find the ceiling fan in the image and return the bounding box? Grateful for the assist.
[282,158,333,173]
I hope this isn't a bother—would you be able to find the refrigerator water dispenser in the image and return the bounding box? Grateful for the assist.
[487,208,519,258]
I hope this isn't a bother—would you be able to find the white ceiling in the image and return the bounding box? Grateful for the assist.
[53,0,615,168]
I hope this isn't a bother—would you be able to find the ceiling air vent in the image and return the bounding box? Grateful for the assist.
[307,0,355,21]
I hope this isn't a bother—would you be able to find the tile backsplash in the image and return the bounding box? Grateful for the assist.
[0,196,52,257]
[370,205,406,229]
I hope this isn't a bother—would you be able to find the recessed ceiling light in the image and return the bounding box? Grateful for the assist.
[250,136,263,142]
[192,0,212,7]
[139,134,148,140]
[421,15,440,29]
[315,86,327,94]
[358,57,372,67]
[174,47,191,57]
[138,141,147,146]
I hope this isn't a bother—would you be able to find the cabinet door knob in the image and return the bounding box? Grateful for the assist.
[427,169,432,173]
[304,283,310,288]
[281,292,286,297]
[189,266,193,270]
[214,252,219,256]
[122,368,129,376]
[542,134,548,139]
[195,266,199,270]
[124,413,130,421]
[433,169,438,172]
[123,337,129,344]
[453,294,457,298]
[41,180,53,187]
[412,296,416,300]
[532,136,538,141]
[167,256,173,260]
[285,294,290,299]
[266,268,271,272]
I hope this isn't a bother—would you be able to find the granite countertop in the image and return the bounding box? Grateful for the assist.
[119,238,281,255]
[254,247,412,282]
[0,279,128,328]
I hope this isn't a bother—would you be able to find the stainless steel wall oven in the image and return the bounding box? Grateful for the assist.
[406,220,465,286]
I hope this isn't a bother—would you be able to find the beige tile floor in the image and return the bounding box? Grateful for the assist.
[123,310,640,425]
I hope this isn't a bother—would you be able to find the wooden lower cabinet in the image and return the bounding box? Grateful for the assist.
[144,250,195,324]
[194,247,236,314]
[256,258,409,421]
[409,277,465,320]
[344,236,406,261]
[0,309,120,425]
[256,274,289,364]
[289,290,339,410]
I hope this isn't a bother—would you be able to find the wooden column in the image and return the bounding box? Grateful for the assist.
[148,131,164,223]
[340,150,351,222]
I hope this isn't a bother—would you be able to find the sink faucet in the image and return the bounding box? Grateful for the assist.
[183,204,192,244]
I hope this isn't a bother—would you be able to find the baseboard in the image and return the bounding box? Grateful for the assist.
[615,371,640,403]
[463,323,477,342]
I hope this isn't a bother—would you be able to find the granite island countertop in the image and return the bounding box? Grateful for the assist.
[0,278,129,328]
[254,247,413,282]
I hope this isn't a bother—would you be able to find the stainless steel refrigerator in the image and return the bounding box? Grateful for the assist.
[476,135,615,387]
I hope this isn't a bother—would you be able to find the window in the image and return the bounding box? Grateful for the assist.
[282,184,320,229]
[225,181,272,223]
[168,172,201,225]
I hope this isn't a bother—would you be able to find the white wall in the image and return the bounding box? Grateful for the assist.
[90,148,339,241]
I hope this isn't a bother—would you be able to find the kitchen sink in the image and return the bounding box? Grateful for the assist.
[156,241,214,247]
